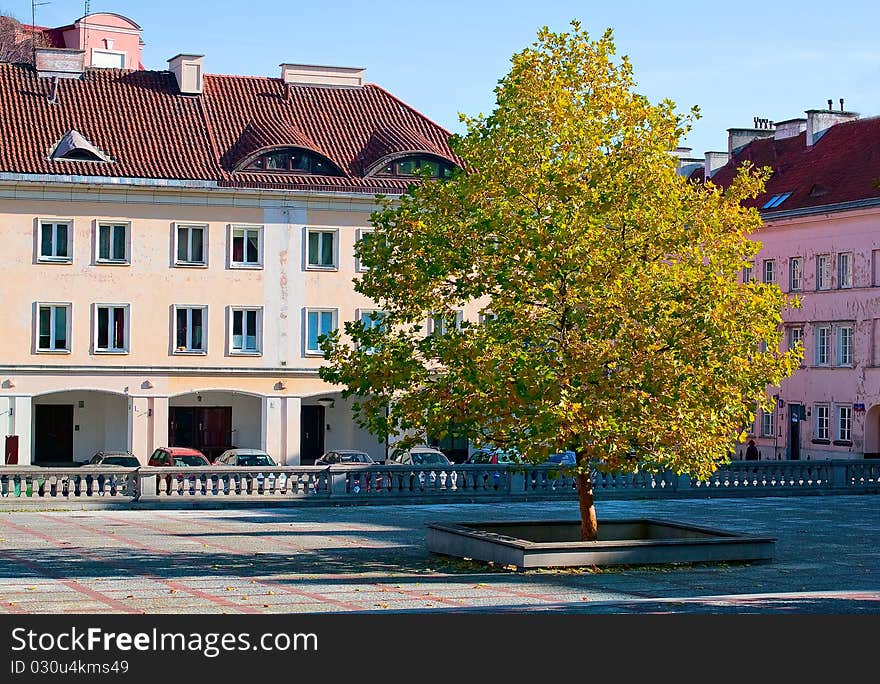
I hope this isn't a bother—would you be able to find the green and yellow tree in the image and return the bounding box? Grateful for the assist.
[320,23,800,540]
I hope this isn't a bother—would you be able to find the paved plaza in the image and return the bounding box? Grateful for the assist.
[0,495,878,613]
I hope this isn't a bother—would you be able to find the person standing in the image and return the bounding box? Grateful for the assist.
[745,439,760,461]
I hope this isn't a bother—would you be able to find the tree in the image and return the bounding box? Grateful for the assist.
[0,14,46,65]
[320,23,801,541]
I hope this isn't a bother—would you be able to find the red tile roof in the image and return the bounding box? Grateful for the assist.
[707,117,880,213]
[0,63,459,194]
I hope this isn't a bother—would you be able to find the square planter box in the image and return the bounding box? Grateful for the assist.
[426,518,775,569]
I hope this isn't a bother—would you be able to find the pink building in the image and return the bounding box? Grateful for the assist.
[26,12,144,70]
[695,105,880,460]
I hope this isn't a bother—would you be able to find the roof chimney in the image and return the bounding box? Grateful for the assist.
[34,47,85,79]
[774,118,807,140]
[280,64,365,88]
[805,102,858,147]
[168,54,204,95]
[704,151,730,179]
[727,119,775,155]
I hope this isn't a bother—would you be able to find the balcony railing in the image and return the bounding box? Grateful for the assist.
[0,460,877,504]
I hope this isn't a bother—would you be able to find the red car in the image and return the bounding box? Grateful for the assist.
[148,446,209,467]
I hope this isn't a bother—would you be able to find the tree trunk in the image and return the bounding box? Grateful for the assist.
[576,469,598,541]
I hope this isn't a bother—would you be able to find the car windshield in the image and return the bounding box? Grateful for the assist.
[342,453,372,463]
[102,457,139,467]
[411,452,448,466]
[174,456,207,466]
[238,455,275,467]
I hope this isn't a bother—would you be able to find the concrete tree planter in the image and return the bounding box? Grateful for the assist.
[426,519,775,569]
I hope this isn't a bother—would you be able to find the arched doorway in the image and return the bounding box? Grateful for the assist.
[864,405,880,458]
[168,391,262,462]
[32,390,128,465]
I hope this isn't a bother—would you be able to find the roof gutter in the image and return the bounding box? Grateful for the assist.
[762,196,880,221]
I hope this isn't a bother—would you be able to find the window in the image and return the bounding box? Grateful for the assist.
[94,304,128,353]
[36,303,70,352]
[429,310,464,336]
[742,263,753,284]
[355,229,374,272]
[359,309,387,353]
[763,259,776,285]
[816,254,831,290]
[814,404,829,441]
[96,222,128,263]
[230,308,261,354]
[789,257,802,291]
[836,325,854,367]
[761,409,774,437]
[837,405,852,442]
[762,192,792,209]
[788,326,804,352]
[38,220,72,262]
[91,49,125,69]
[230,225,262,268]
[246,148,339,175]
[305,309,336,354]
[306,229,336,269]
[815,325,831,366]
[174,306,207,353]
[376,156,455,179]
[838,252,853,289]
[175,224,207,266]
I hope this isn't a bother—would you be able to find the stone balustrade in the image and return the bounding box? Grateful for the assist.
[0,459,877,505]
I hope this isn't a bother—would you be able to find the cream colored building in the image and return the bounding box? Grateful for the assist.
[0,51,459,465]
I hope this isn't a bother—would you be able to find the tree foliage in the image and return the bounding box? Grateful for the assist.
[0,15,46,65]
[320,23,800,534]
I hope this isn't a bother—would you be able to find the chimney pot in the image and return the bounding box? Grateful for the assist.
[840,98,845,112]
[827,98,833,111]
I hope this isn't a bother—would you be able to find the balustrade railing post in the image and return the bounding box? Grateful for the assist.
[330,469,348,497]
[139,468,157,498]
[677,473,692,491]
[509,468,524,495]
[831,461,847,490]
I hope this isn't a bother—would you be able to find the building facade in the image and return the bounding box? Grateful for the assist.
[698,107,880,460]
[0,23,465,466]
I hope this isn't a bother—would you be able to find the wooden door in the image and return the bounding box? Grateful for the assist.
[300,406,325,465]
[34,404,73,464]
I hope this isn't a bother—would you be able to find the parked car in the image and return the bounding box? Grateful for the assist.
[314,449,375,466]
[148,446,208,467]
[466,447,521,465]
[385,446,451,467]
[79,451,140,495]
[215,448,280,494]
[544,450,577,467]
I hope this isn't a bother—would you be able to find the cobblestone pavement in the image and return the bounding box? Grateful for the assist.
[0,495,877,614]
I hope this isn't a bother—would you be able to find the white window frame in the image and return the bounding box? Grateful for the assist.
[305,227,338,270]
[762,259,776,285]
[836,324,854,367]
[788,326,804,352]
[228,224,263,269]
[357,308,387,353]
[93,303,130,354]
[837,405,852,442]
[742,263,753,284]
[305,308,337,355]
[761,409,774,438]
[90,48,126,69]
[838,252,853,289]
[173,305,208,354]
[355,228,374,272]
[815,324,831,366]
[36,219,73,263]
[174,223,208,267]
[35,302,72,353]
[814,403,830,441]
[229,307,263,355]
[816,254,831,290]
[95,221,130,265]
[428,310,464,336]
[789,257,802,292]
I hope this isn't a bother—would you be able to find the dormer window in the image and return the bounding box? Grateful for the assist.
[245,148,339,175]
[51,130,111,163]
[377,155,455,179]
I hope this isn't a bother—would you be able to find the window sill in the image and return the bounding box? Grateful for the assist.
[95,260,130,267]
[173,350,208,356]
[173,262,209,268]
[811,439,830,445]
[93,350,129,355]
[303,351,325,357]
[229,351,262,357]
[230,263,263,270]
[35,349,71,355]
[36,258,72,264]
[832,440,853,447]
[305,265,339,272]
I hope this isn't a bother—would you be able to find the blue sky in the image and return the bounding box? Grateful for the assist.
[16,0,880,156]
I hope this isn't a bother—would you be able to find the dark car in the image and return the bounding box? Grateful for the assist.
[466,447,521,465]
[84,451,140,468]
[78,451,139,495]
[314,450,375,466]
[544,450,577,467]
